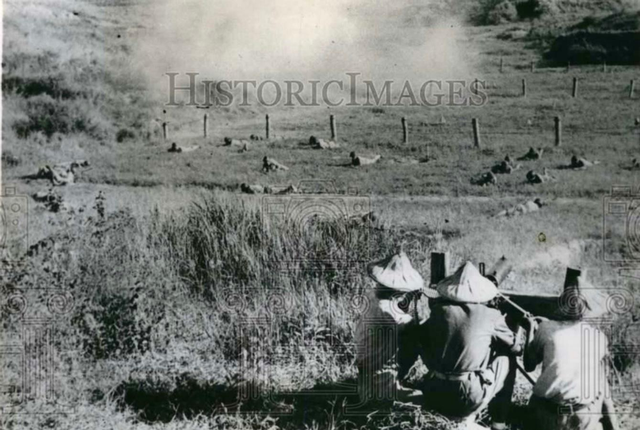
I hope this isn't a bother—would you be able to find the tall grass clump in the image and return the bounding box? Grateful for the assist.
[163,198,393,296]
[155,196,427,385]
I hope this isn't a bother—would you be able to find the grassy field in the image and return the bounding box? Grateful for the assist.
[2,0,640,429]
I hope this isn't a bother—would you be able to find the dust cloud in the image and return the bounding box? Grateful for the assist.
[134,0,479,100]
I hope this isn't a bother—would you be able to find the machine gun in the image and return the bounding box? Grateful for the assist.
[479,257,534,319]
[479,256,571,321]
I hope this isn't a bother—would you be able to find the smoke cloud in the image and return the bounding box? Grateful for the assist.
[135,0,478,99]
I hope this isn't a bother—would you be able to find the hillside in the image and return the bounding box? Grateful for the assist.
[1,0,156,177]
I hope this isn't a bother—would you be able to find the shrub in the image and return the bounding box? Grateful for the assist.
[487,0,519,24]
[1,150,20,167]
[545,31,640,65]
[12,96,99,138]
[572,11,640,32]
[74,290,156,359]
[2,75,77,99]
[516,0,559,19]
[116,128,136,142]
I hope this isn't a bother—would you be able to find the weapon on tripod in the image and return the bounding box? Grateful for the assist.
[479,256,534,318]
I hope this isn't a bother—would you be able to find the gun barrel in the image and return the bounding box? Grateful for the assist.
[498,292,534,318]
[486,256,513,286]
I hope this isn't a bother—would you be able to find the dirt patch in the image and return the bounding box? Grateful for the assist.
[519,239,586,270]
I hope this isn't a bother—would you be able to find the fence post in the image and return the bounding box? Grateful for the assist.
[430,252,449,287]
[572,77,578,98]
[566,62,570,73]
[203,113,208,138]
[522,78,527,97]
[402,117,408,144]
[530,61,535,73]
[500,57,504,73]
[265,114,270,140]
[330,114,337,141]
[630,79,635,99]
[162,122,168,140]
[472,118,481,148]
[555,116,562,147]
[603,62,607,73]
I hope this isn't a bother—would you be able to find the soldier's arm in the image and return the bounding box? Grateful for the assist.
[600,332,620,430]
[492,312,522,355]
[397,323,422,382]
[523,320,543,372]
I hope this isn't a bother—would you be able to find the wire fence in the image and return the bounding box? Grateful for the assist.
[155,112,640,147]
[155,74,639,145]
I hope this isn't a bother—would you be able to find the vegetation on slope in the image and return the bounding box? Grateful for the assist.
[1,0,156,172]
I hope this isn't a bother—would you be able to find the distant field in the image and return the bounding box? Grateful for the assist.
[103,68,640,198]
[5,16,639,197]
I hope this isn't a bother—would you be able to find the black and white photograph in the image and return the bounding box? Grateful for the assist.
[1,0,639,429]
